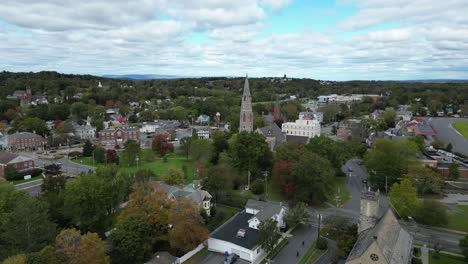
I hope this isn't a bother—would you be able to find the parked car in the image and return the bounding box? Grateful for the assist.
[348,167,353,172]
[224,253,238,264]
[362,179,368,184]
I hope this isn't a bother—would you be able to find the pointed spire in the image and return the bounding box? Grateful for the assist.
[243,75,250,96]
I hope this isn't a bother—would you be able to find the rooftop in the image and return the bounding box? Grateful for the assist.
[211,210,259,250]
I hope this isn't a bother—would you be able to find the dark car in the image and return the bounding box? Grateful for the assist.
[348,167,353,172]
[224,253,238,264]
[362,179,368,184]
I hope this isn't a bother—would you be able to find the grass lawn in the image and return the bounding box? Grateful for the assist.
[75,150,196,183]
[298,242,326,264]
[453,121,468,139]
[206,205,240,231]
[266,180,283,202]
[447,205,468,232]
[429,252,466,264]
[334,177,351,207]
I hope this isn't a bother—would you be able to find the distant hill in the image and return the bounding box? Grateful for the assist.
[102,74,186,80]
[400,79,468,83]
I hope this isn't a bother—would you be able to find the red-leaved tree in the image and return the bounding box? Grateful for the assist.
[272,160,294,200]
[152,134,173,156]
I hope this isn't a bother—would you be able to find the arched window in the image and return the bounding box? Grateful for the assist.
[243,113,246,122]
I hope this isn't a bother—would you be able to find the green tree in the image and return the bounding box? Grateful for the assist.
[82,140,94,157]
[161,168,185,185]
[16,117,49,136]
[258,219,281,254]
[122,140,140,166]
[389,179,420,218]
[0,196,56,257]
[305,136,353,171]
[413,200,448,227]
[446,142,453,152]
[70,102,89,120]
[228,132,273,176]
[26,246,59,264]
[460,234,468,263]
[284,202,309,228]
[63,170,128,234]
[448,163,460,180]
[364,139,419,190]
[2,254,26,264]
[404,165,444,194]
[293,152,335,204]
[211,130,229,164]
[189,139,213,163]
[179,137,191,160]
[92,147,106,163]
[4,164,17,181]
[382,109,396,128]
[202,163,234,203]
[55,228,109,264]
[40,175,67,226]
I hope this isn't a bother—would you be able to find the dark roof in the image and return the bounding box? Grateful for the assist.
[414,122,436,136]
[146,251,178,264]
[10,132,43,139]
[257,123,286,146]
[286,135,309,144]
[0,152,19,164]
[211,210,259,250]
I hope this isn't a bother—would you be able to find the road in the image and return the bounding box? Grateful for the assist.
[189,251,249,264]
[428,117,468,156]
[15,179,44,196]
[403,223,465,253]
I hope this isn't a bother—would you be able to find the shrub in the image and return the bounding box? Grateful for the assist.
[413,200,448,227]
[316,237,328,250]
[251,180,265,195]
[412,257,422,264]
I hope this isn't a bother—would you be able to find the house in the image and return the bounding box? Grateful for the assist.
[396,110,413,121]
[418,153,468,178]
[31,95,49,105]
[0,152,35,179]
[299,112,323,123]
[196,114,210,124]
[208,199,286,263]
[370,110,385,120]
[256,123,286,151]
[74,123,96,140]
[98,126,140,148]
[153,180,212,216]
[140,120,181,134]
[346,190,413,264]
[7,132,47,151]
[194,126,210,139]
[175,129,192,141]
[7,89,33,106]
[282,113,321,138]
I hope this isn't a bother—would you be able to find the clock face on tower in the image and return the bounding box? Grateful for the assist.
[370,253,379,261]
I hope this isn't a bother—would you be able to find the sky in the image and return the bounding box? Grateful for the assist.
[1,0,468,80]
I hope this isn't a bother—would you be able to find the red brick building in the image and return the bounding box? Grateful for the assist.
[99,127,140,148]
[7,132,47,151]
[0,152,35,179]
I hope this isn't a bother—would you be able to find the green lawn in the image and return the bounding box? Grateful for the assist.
[453,121,468,139]
[334,177,351,207]
[298,242,326,264]
[206,205,240,231]
[429,252,466,264]
[447,205,468,232]
[75,151,196,183]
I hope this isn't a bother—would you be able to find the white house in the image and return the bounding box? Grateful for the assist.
[194,127,210,139]
[282,113,321,138]
[74,123,96,140]
[208,199,287,263]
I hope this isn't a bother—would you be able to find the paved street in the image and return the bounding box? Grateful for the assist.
[403,223,465,252]
[428,117,468,156]
[271,221,318,264]
[190,251,249,264]
[15,179,44,196]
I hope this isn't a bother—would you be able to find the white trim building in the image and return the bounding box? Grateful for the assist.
[282,113,321,138]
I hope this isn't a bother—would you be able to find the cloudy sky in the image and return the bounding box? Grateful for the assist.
[1,0,468,80]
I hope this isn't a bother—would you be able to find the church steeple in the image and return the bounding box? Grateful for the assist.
[239,75,253,132]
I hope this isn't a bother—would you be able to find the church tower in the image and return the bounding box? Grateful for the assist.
[239,75,253,132]
[358,189,380,233]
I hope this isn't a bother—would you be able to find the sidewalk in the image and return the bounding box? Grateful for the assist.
[421,246,429,264]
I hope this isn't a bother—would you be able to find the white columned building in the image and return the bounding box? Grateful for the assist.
[281,113,321,138]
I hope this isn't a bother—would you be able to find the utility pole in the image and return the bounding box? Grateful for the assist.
[317,213,322,241]
[247,170,251,190]
[385,175,388,193]
[264,171,268,199]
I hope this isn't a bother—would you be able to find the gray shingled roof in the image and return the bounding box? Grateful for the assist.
[10,132,43,139]
[347,209,413,264]
[257,123,286,146]
[0,152,19,164]
[246,199,283,222]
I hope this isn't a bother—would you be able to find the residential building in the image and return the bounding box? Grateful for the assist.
[418,153,468,178]
[98,126,140,148]
[208,199,287,263]
[0,152,35,179]
[396,110,413,121]
[299,112,323,123]
[146,252,179,264]
[140,120,180,134]
[194,126,210,139]
[153,180,212,216]
[196,114,210,124]
[256,123,286,151]
[281,113,321,138]
[346,190,413,264]
[318,94,381,105]
[239,76,253,132]
[7,132,47,151]
[74,124,96,140]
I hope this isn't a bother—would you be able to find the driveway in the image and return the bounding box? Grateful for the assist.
[191,251,249,264]
[428,117,468,156]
